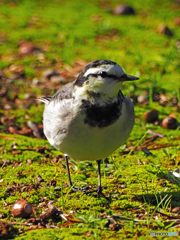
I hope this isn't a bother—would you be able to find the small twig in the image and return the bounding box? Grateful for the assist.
[147,129,164,138]
[147,144,179,150]
[2,148,54,153]
[118,143,179,154]
[8,222,32,226]
[155,210,180,220]
[168,223,180,229]
[141,135,159,146]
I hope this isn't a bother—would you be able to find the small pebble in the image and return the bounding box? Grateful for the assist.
[18,42,35,55]
[42,69,60,82]
[159,94,168,106]
[172,207,180,213]
[137,94,146,104]
[174,17,180,26]
[51,75,66,84]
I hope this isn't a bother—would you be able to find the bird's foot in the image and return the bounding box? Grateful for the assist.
[97,186,102,195]
[96,187,110,200]
[69,185,110,200]
[70,186,93,193]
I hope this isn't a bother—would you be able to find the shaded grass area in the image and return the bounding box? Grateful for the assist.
[0,0,180,239]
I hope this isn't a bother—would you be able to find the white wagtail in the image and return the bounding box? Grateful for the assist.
[38,60,139,194]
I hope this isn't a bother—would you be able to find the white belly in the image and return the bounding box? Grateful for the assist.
[44,97,134,161]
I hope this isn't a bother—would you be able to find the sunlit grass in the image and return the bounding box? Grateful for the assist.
[0,0,179,239]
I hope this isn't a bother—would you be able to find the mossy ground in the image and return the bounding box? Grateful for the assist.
[0,0,180,239]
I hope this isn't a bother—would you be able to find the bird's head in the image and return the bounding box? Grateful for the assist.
[74,60,139,99]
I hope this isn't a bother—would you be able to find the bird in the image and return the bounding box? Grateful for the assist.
[38,59,139,195]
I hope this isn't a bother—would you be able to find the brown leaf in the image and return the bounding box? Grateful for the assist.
[36,146,47,154]
[8,126,33,136]
[36,174,44,183]
[109,223,121,231]
[90,14,103,22]
[58,221,77,227]
[18,128,33,136]
[8,126,19,134]
[0,135,17,141]
[172,207,180,213]
[136,159,142,165]
[28,121,43,138]
[26,217,39,225]
[64,214,83,223]
[12,150,22,155]
[0,221,16,238]
[0,116,15,124]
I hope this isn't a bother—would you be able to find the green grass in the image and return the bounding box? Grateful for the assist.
[0,0,180,239]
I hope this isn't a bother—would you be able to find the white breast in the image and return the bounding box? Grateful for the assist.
[45,97,134,161]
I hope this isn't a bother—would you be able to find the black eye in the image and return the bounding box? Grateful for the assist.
[99,71,108,78]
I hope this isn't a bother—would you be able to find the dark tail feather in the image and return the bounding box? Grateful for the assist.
[36,97,52,104]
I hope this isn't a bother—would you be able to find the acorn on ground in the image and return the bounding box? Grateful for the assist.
[113,4,136,15]
[162,116,178,130]
[142,110,159,123]
[12,200,33,218]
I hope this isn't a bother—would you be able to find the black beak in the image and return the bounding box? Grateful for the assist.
[119,74,139,81]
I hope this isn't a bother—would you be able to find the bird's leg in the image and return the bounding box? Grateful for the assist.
[64,154,90,193]
[64,155,105,196]
[97,159,102,194]
[64,154,73,186]
[96,159,111,200]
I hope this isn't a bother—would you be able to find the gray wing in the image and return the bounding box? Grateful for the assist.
[38,81,77,148]
[37,81,75,104]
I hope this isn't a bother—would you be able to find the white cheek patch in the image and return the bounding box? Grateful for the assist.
[83,67,101,77]
[83,64,125,78]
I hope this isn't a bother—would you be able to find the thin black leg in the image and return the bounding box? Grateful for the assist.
[64,154,72,186]
[64,156,106,197]
[64,154,90,193]
[97,159,102,194]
